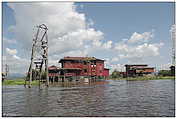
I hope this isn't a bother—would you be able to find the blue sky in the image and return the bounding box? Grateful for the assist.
[2,2,175,74]
[76,2,175,61]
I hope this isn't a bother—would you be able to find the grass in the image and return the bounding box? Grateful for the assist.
[2,78,39,85]
[111,76,175,81]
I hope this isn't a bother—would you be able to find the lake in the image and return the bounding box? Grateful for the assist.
[2,79,175,117]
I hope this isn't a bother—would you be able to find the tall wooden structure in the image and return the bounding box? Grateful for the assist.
[25,24,49,88]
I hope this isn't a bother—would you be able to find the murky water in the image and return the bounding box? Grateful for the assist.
[2,79,175,117]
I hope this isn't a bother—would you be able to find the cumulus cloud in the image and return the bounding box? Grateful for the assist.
[7,2,105,56]
[103,41,112,49]
[6,48,17,55]
[110,64,125,73]
[128,31,154,44]
[114,31,164,62]
[3,48,29,73]
[3,56,29,74]
[49,28,104,55]
[7,2,107,60]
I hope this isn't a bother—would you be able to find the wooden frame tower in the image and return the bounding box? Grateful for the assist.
[25,24,49,88]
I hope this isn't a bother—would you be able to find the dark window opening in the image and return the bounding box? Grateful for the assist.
[84,61,87,65]
[84,69,87,73]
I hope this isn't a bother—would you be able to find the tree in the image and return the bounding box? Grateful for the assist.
[158,70,171,76]
[111,70,121,78]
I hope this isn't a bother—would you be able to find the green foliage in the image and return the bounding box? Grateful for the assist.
[3,79,39,85]
[158,70,171,76]
[111,70,121,78]
[98,76,104,80]
[26,69,47,80]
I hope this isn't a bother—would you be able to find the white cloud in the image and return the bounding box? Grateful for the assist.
[49,28,104,55]
[6,48,17,55]
[2,53,29,74]
[13,55,21,60]
[170,24,175,33]
[128,31,154,44]
[114,42,164,60]
[114,43,129,52]
[111,57,119,62]
[110,64,125,73]
[103,41,112,49]
[113,30,164,62]
[7,2,105,58]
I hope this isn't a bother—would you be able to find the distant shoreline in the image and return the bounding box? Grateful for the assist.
[2,76,175,85]
[110,76,175,81]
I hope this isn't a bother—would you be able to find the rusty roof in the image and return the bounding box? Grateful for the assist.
[59,56,104,63]
[48,66,81,71]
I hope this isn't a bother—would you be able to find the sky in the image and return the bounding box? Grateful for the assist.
[2,2,175,74]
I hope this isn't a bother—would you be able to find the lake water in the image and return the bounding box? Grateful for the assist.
[2,79,175,117]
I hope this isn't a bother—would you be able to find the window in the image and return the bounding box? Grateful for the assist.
[84,61,87,65]
[84,69,87,73]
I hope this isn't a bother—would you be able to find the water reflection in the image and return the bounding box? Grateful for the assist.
[2,80,175,117]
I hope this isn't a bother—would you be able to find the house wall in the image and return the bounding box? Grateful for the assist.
[143,68,154,73]
[125,65,154,77]
[96,61,104,76]
[103,69,109,77]
[62,60,105,77]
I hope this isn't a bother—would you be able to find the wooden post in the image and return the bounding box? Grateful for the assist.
[64,71,65,82]
[29,58,33,88]
[45,31,49,87]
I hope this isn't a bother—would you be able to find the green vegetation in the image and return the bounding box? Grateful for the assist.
[2,78,39,85]
[158,70,172,76]
[110,69,175,81]
[111,76,175,81]
[110,70,122,78]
